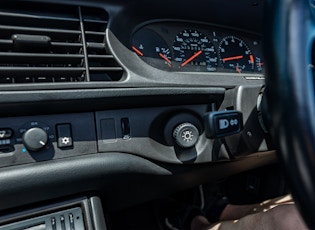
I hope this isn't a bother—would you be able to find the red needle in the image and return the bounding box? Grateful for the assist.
[222,55,243,62]
[236,66,242,73]
[250,55,254,63]
[181,50,203,67]
[159,53,171,64]
[132,46,144,56]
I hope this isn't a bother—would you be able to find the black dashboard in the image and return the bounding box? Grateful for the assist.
[0,0,275,229]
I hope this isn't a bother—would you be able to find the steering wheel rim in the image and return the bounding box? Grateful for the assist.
[264,0,315,227]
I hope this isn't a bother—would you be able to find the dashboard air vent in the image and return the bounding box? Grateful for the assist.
[0,3,123,84]
[82,8,123,82]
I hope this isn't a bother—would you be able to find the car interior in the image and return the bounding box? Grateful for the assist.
[0,0,313,229]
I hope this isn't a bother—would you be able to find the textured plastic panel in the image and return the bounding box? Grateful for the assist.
[0,112,97,167]
[96,104,215,164]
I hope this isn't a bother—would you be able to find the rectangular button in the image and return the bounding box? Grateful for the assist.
[56,124,73,148]
[204,111,243,138]
[0,139,10,146]
[215,113,242,135]
[0,129,13,139]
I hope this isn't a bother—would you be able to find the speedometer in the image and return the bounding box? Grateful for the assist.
[173,29,217,72]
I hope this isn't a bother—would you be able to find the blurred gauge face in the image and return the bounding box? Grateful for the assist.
[172,29,217,72]
[219,36,254,73]
[131,28,172,69]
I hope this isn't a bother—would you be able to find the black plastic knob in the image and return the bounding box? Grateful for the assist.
[173,123,199,148]
[22,127,48,152]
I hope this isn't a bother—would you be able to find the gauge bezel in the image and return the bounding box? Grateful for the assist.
[218,36,255,73]
[130,20,264,74]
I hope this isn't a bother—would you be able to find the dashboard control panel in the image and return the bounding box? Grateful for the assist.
[0,104,222,166]
[0,113,97,167]
[0,97,266,167]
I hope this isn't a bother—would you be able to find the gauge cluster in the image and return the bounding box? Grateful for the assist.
[131,22,264,74]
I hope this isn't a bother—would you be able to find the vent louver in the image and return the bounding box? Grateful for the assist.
[0,3,123,84]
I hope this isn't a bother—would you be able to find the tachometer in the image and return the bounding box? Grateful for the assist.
[132,28,172,69]
[173,29,217,72]
[219,36,254,73]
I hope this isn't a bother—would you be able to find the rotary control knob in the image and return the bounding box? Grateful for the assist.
[22,127,48,152]
[173,123,199,148]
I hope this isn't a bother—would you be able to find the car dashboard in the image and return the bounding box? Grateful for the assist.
[0,0,276,229]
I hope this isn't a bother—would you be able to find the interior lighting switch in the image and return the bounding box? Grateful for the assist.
[56,124,73,148]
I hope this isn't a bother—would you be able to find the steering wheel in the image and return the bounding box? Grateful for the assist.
[264,0,315,228]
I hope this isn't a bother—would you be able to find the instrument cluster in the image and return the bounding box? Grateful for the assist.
[131,22,264,74]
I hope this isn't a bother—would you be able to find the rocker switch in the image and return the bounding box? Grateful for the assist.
[204,111,243,138]
[56,124,73,148]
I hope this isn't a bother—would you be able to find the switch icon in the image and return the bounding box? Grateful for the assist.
[56,124,73,148]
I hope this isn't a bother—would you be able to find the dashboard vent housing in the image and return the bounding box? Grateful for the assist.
[0,3,123,84]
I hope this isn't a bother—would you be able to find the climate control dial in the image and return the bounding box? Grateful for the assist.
[22,127,48,152]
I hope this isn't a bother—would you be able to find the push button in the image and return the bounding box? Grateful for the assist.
[0,128,13,139]
[51,217,57,230]
[69,213,75,230]
[0,139,11,146]
[60,215,66,230]
[56,124,73,148]
[204,111,243,138]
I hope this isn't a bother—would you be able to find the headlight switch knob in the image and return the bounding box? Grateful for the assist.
[173,123,199,148]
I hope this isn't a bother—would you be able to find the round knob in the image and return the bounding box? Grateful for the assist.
[173,123,199,148]
[22,127,48,152]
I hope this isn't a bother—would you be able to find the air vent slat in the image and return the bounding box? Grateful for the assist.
[0,11,79,22]
[0,53,84,65]
[90,67,123,71]
[0,67,85,71]
[86,42,106,50]
[0,25,81,36]
[0,67,85,78]
[0,3,124,84]
[83,19,108,24]
[85,31,106,36]
[88,55,114,59]
[0,53,83,58]
[0,39,13,45]
[51,42,82,47]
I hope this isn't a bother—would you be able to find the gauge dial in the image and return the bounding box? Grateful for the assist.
[255,56,264,72]
[132,28,172,69]
[219,36,254,73]
[173,29,217,72]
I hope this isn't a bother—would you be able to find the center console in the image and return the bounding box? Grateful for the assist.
[0,197,106,230]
